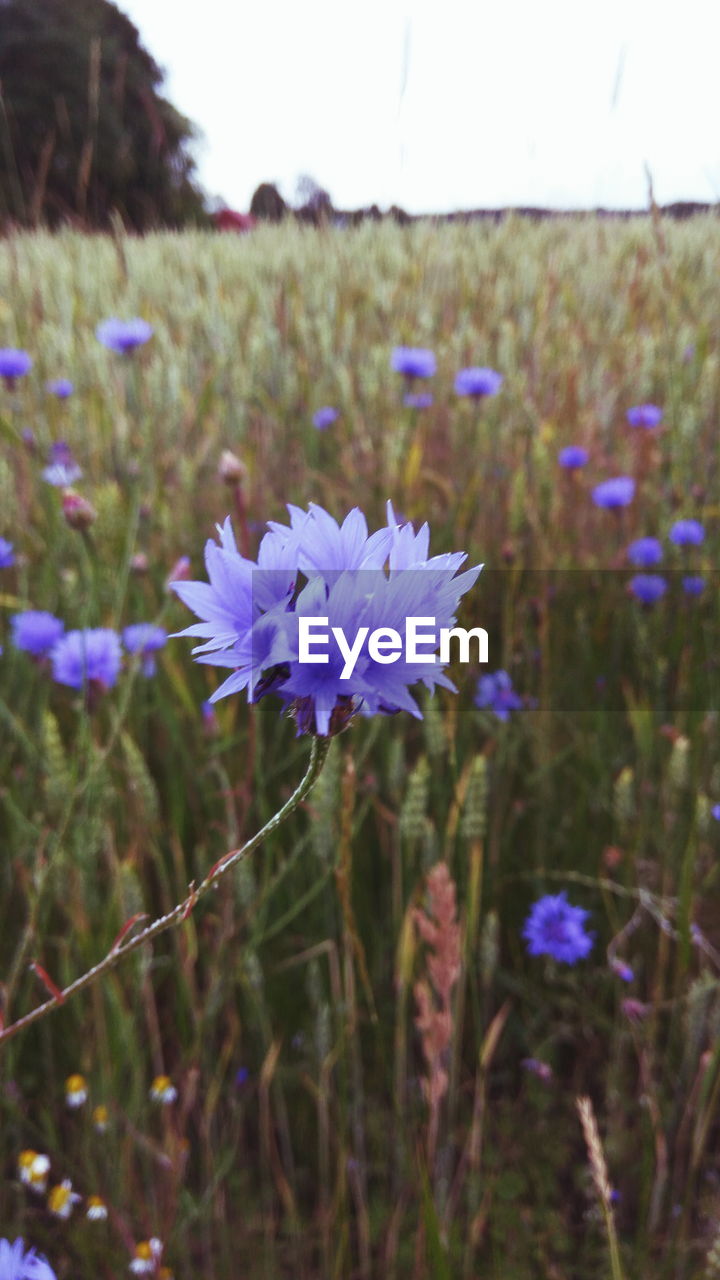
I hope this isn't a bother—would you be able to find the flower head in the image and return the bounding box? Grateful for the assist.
[403,390,434,409]
[172,502,482,736]
[64,1074,88,1108]
[669,519,704,546]
[47,1179,81,1220]
[592,476,635,509]
[0,349,32,387]
[474,670,523,722]
[51,628,122,691]
[627,403,663,429]
[0,1238,56,1280]
[130,1240,163,1276]
[96,317,153,354]
[0,538,16,568]
[627,537,663,568]
[312,406,339,430]
[629,574,667,605]
[42,442,82,488]
[523,891,594,964]
[682,575,705,596]
[17,1151,50,1194]
[92,1104,109,1132]
[390,347,436,379]
[558,445,589,469]
[610,958,634,982]
[454,366,503,398]
[150,1075,177,1105]
[86,1195,108,1221]
[11,611,65,658]
[45,379,74,399]
[122,624,167,676]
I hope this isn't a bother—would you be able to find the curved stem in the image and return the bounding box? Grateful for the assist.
[0,734,331,1050]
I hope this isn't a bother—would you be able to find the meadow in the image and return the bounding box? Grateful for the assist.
[1,214,720,1279]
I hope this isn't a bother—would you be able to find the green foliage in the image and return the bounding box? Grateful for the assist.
[0,0,208,229]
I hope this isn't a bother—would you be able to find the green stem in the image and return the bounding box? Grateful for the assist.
[0,734,331,1049]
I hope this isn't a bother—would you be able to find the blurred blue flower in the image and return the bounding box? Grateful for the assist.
[0,1237,56,1280]
[11,611,65,658]
[669,519,704,546]
[558,445,589,469]
[610,958,634,982]
[629,574,667,605]
[42,442,82,487]
[0,349,32,386]
[46,379,74,399]
[403,391,434,409]
[51,628,123,691]
[390,347,436,379]
[682,575,705,596]
[592,476,635,509]
[122,624,167,676]
[0,538,15,568]
[626,403,663,429]
[454,367,503,398]
[235,1066,250,1088]
[712,804,720,821]
[95,317,153,354]
[523,890,594,964]
[627,537,663,567]
[312,406,338,431]
[474,669,523,721]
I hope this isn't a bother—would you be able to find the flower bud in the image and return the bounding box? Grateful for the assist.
[218,449,247,486]
[62,489,97,530]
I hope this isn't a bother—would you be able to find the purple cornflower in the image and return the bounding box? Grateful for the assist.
[474,670,523,722]
[45,379,74,399]
[312,406,339,431]
[0,1237,56,1280]
[403,391,433,409]
[172,502,482,736]
[41,442,82,487]
[629,574,667,605]
[95,317,153,354]
[592,476,635,509]
[626,403,663,429]
[627,537,663,568]
[522,891,594,964]
[11,611,65,658]
[0,538,15,568]
[669,519,704,546]
[454,367,503,398]
[235,1066,250,1088]
[51,628,122,691]
[682,576,705,596]
[558,445,589,469]
[0,349,32,388]
[390,347,436,380]
[122,624,167,676]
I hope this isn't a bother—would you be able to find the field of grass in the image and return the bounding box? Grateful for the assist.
[1,215,720,1279]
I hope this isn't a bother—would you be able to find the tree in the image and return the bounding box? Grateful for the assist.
[0,0,209,229]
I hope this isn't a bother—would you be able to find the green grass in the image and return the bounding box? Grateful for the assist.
[1,217,720,1278]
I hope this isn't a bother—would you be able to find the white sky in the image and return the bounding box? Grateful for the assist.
[117,0,720,214]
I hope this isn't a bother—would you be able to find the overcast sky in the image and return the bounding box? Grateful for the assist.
[118,0,720,214]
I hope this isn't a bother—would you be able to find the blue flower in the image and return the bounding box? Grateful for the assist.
[95,317,153,354]
[46,378,74,399]
[610,958,634,982]
[0,349,32,386]
[51,628,123,691]
[0,538,15,568]
[682,575,705,596]
[626,403,663,429]
[712,804,720,821]
[0,1237,56,1280]
[11,611,65,658]
[474,670,523,721]
[629,574,667,605]
[172,502,481,736]
[669,519,704,546]
[454,367,503,398]
[592,476,635,509]
[627,537,663,568]
[558,445,588,469]
[390,347,436,379]
[312,406,338,431]
[122,624,167,676]
[522,891,594,964]
[41,442,82,487]
[403,391,433,409]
